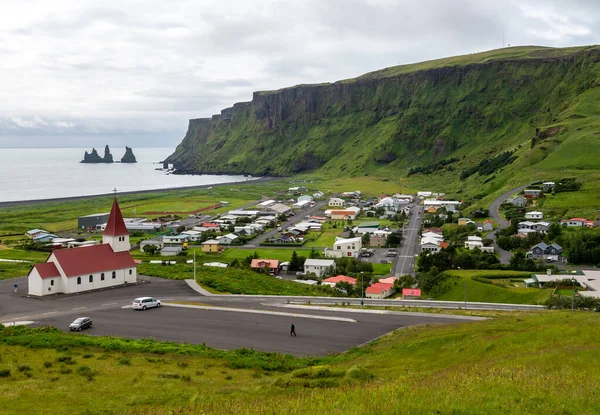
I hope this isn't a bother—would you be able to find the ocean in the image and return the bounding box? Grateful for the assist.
[0,147,255,203]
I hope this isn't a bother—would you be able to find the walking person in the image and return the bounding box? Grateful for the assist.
[290,323,296,337]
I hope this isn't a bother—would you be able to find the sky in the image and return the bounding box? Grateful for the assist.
[1,0,599,148]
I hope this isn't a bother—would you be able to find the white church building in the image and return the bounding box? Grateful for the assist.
[28,198,137,296]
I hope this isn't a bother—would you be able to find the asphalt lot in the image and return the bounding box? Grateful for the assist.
[0,276,475,356]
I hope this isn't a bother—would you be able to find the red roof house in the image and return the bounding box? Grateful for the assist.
[322,275,357,287]
[366,282,395,299]
[402,288,422,299]
[250,259,280,275]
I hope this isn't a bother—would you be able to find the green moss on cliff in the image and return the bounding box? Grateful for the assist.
[165,45,600,191]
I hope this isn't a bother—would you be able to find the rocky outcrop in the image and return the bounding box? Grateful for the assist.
[81,145,114,163]
[120,146,137,163]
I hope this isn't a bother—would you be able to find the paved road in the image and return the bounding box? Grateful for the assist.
[0,276,504,356]
[487,184,530,264]
[393,204,423,276]
[246,201,328,247]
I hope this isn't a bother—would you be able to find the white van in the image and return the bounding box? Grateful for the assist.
[132,297,161,310]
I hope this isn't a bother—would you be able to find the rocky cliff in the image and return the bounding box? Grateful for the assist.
[165,46,600,179]
[120,146,137,163]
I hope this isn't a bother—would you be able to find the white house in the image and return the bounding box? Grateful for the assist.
[329,198,345,207]
[217,233,239,244]
[525,211,543,220]
[28,198,137,296]
[421,240,441,252]
[303,259,336,277]
[324,237,362,258]
[298,195,313,204]
[464,235,484,250]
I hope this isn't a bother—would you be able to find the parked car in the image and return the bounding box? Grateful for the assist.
[359,249,375,257]
[386,249,399,257]
[132,297,161,310]
[69,317,92,331]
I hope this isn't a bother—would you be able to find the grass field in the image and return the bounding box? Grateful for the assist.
[436,270,551,304]
[138,263,334,296]
[1,310,600,414]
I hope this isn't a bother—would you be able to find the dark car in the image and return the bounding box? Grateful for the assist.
[69,317,92,331]
[359,249,375,257]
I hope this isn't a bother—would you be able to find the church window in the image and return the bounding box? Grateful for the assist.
[77,277,81,285]
[112,271,116,279]
[51,279,54,286]
[89,275,93,283]
[101,273,105,281]
[129,269,133,275]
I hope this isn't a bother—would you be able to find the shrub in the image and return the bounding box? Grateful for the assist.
[76,365,96,381]
[60,367,73,374]
[158,372,180,379]
[18,364,31,372]
[82,354,94,359]
[0,369,10,377]
[117,357,131,366]
[346,365,375,382]
[177,361,188,368]
[56,356,75,365]
[44,361,53,368]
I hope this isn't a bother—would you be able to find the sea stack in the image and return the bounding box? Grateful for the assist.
[81,145,114,163]
[121,146,137,163]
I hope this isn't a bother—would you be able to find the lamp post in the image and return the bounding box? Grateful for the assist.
[361,271,364,308]
[572,278,576,311]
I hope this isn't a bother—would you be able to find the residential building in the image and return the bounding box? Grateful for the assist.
[292,200,311,209]
[560,218,594,227]
[25,229,49,239]
[524,189,542,199]
[77,213,110,230]
[482,220,494,232]
[163,235,190,246]
[303,259,336,277]
[28,198,137,296]
[525,211,544,220]
[298,195,313,204]
[368,234,387,247]
[322,275,357,287]
[529,242,563,261]
[269,203,292,215]
[217,233,239,244]
[458,218,474,226]
[250,259,280,275]
[464,236,484,250]
[542,182,555,192]
[161,246,182,256]
[324,237,362,258]
[507,195,527,207]
[329,197,345,207]
[330,209,359,220]
[201,239,223,253]
[258,200,276,208]
[365,282,395,299]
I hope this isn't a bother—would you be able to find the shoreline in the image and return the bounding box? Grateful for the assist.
[0,177,281,207]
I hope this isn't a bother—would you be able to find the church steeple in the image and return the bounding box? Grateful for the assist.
[102,198,130,252]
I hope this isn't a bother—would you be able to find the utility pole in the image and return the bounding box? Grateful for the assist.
[194,250,196,280]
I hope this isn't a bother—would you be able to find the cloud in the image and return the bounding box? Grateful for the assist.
[1,0,599,145]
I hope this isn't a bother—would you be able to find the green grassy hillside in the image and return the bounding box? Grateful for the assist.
[2,311,599,414]
[166,46,600,207]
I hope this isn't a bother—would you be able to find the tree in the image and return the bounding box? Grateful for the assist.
[143,244,159,256]
[309,248,321,259]
[394,275,416,290]
[361,233,371,246]
[385,231,403,248]
[176,225,186,234]
[289,251,306,271]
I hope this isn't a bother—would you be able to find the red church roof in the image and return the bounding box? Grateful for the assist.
[33,262,61,279]
[103,198,129,237]
[52,244,136,277]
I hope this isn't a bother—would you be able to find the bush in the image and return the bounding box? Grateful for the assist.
[0,369,10,377]
[56,356,75,365]
[18,364,31,372]
[158,372,180,379]
[60,367,73,374]
[117,357,131,366]
[76,365,96,381]
[345,365,375,381]
[44,361,53,368]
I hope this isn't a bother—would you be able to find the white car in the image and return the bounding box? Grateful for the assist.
[132,297,161,310]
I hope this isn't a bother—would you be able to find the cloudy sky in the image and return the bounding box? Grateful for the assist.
[1,0,599,148]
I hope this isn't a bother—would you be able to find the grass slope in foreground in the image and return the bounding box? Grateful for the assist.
[1,311,599,414]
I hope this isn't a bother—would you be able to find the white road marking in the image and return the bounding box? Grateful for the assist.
[101,302,118,306]
[161,298,174,301]
[121,305,133,309]
[72,307,87,311]
[163,303,356,323]
[43,311,58,315]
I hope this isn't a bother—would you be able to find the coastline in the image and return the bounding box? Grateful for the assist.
[0,177,281,208]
